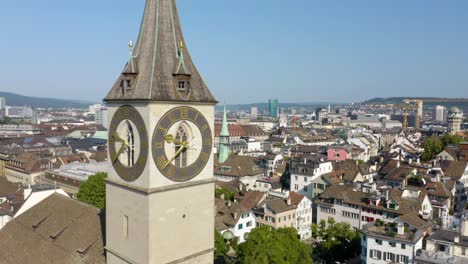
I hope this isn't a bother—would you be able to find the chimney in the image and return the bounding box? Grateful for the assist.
[379,156,384,163]
[397,222,405,236]
[454,234,460,244]
[396,161,400,168]
[384,190,390,201]
[417,158,420,164]
[340,173,344,181]
[287,198,292,206]
[227,201,232,208]
[232,211,238,220]
[239,183,243,192]
[220,193,225,200]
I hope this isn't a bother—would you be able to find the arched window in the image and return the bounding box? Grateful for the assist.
[175,125,188,168]
[124,121,135,167]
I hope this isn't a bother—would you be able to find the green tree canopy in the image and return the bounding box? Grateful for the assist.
[237,226,312,264]
[421,134,463,162]
[311,217,360,263]
[215,231,229,260]
[77,172,107,209]
[215,187,236,201]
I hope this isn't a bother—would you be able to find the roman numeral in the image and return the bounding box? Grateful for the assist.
[158,126,168,134]
[156,156,168,168]
[203,138,212,146]
[153,141,163,149]
[140,142,149,150]
[168,113,176,123]
[166,166,175,177]
[200,124,208,132]
[200,152,210,162]
[180,108,189,119]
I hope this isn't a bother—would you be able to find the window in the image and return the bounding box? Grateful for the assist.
[398,255,408,264]
[362,246,367,256]
[123,215,129,239]
[375,239,382,245]
[304,177,307,182]
[246,221,252,227]
[294,184,299,191]
[370,250,381,260]
[303,186,308,192]
[238,223,243,230]
[401,243,406,249]
[389,241,396,247]
[384,252,395,262]
[295,176,298,181]
[362,235,366,241]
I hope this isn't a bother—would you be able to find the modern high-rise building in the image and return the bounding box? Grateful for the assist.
[95,106,108,128]
[269,99,279,118]
[447,107,463,135]
[433,105,447,123]
[250,106,258,118]
[0,97,6,110]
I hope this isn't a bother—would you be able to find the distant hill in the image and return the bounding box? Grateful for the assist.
[362,97,468,112]
[0,92,95,109]
[363,97,468,105]
[217,102,344,112]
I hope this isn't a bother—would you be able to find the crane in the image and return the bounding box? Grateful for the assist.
[394,99,423,129]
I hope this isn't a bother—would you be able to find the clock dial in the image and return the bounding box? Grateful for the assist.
[152,106,212,182]
[108,105,148,181]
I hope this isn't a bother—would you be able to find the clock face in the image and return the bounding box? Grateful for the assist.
[108,105,148,181]
[152,106,212,182]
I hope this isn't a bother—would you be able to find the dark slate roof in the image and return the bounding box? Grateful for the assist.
[428,229,468,247]
[0,193,105,264]
[104,0,217,104]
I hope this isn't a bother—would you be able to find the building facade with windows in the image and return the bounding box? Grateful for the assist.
[361,215,432,264]
[290,158,333,200]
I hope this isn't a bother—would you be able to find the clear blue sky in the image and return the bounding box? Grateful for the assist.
[1,0,467,104]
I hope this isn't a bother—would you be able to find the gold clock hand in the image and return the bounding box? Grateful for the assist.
[163,143,187,169]
[113,141,127,163]
[112,132,127,164]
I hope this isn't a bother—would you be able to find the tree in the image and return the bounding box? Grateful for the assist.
[215,231,229,261]
[215,187,236,201]
[77,172,107,209]
[421,134,463,162]
[311,217,360,263]
[237,226,312,264]
[421,136,443,162]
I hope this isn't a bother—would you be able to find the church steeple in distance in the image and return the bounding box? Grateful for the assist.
[218,105,230,163]
[104,0,217,104]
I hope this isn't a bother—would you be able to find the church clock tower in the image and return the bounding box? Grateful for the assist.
[104,0,217,263]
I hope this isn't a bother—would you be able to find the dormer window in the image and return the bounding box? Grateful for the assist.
[120,79,132,95]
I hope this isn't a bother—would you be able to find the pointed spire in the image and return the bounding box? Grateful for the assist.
[104,0,217,103]
[218,104,230,163]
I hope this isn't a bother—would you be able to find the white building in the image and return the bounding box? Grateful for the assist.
[433,105,448,123]
[290,158,333,200]
[290,192,312,240]
[361,215,432,264]
[250,107,258,119]
[316,185,433,230]
[0,97,5,110]
[95,106,108,128]
[215,199,256,244]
